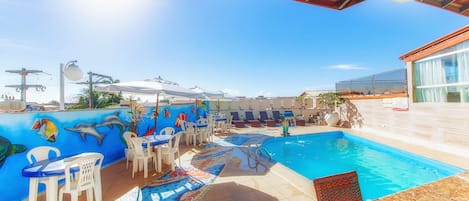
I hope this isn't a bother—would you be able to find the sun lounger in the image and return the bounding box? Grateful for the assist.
[230,111,245,128]
[272,110,281,124]
[245,111,261,127]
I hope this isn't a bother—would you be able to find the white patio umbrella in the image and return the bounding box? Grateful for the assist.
[189,86,224,117]
[190,86,224,99]
[96,76,201,129]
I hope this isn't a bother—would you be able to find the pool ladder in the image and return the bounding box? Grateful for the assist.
[247,143,272,170]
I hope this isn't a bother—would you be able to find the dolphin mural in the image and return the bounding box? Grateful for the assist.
[31,118,59,142]
[97,111,128,144]
[0,135,26,168]
[97,112,127,131]
[64,123,106,145]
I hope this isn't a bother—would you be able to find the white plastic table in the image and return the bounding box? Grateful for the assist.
[22,152,103,201]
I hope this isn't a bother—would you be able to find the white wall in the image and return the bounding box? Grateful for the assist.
[349,99,469,158]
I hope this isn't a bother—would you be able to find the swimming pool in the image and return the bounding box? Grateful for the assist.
[260,131,464,200]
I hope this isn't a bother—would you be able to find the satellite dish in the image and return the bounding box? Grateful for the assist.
[63,63,83,81]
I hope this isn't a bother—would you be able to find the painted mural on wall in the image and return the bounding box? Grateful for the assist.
[64,112,127,145]
[0,102,208,201]
[31,119,59,142]
[0,135,26,168]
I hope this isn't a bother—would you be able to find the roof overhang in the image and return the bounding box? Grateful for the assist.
[294,0,365,10]
[399,25,469,62]
[295,0,469,17]
[416,0,469,17]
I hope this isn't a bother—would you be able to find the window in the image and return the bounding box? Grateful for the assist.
[414,40,469,103]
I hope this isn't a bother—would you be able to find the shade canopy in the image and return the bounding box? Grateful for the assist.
[96,77,202,130]
[96,77,201,98]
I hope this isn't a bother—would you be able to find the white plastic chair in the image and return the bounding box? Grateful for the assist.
[179,120,188,144]
[223,115,232,134]
[160,131,183,171]
[27,146,61,164]
[123,131,137,169]
[26,146,63,201]
[197,118,210,143]
[58,153,104,201]
[185,122,200,146]
[129,137,157,178]
[159,127,175,136]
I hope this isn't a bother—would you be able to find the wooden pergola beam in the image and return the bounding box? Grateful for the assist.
[460,3,469,13]
[338,0,352,10]
[441,0,456,8]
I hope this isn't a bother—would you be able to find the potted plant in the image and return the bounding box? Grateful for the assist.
[317,92,345,126]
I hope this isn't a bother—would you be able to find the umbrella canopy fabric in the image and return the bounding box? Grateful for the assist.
[96,77,202,131]
[190,86,224,99]
[97,79,201,97]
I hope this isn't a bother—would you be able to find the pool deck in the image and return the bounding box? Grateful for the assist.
[31,124,469,201]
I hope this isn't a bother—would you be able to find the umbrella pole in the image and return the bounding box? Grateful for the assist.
[195,97,198,120]
[154,93,159,134]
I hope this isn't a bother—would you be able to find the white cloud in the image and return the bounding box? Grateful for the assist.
[329,64,366,70]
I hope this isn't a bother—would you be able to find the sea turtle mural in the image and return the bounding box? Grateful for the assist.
[0,135,27,168]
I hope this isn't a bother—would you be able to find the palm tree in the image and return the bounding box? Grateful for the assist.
[69,79,122,109]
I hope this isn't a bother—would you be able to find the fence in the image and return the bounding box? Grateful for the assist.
[336,68,407,96]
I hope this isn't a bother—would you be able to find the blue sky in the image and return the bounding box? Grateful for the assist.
[1,0,468,103]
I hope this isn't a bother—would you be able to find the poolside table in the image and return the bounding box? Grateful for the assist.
[143,135,171,147]
[212,116,227,133]
[196,122,208,128]
[214,116,227,121]
[142,135,172,172]
[22,152,103,201]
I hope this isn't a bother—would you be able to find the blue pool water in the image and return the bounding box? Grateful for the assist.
[261,131,464,200]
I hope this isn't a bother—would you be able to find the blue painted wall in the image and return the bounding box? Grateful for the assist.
[0,103,207,200]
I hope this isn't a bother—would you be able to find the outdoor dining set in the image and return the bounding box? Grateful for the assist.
[20,113,236,201]
[22,147,104,201]
[122,114,230,180]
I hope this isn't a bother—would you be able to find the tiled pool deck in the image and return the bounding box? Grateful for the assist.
[34,125,469,201]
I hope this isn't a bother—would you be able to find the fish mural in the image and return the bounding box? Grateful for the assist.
[0,135,26,168]
[175,112,186,127]
[163,108,171,118]
[31,119,59,142]
[191,106,195,114]
[64,123,106,145]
